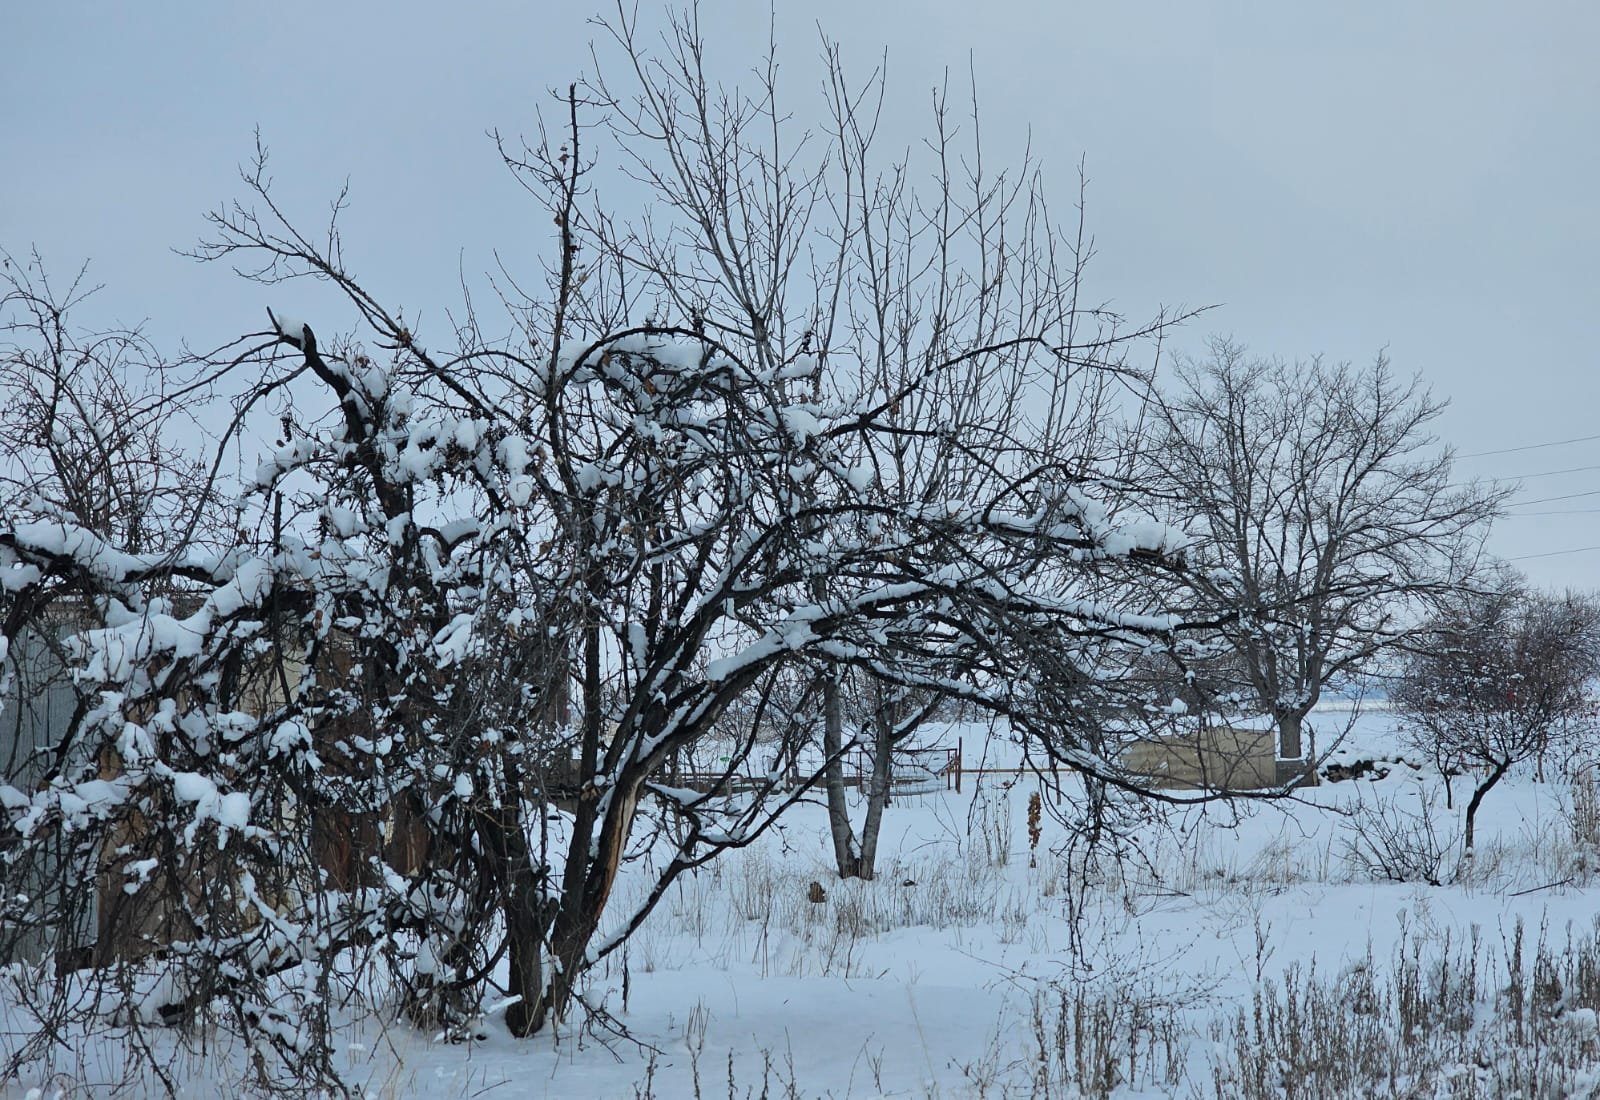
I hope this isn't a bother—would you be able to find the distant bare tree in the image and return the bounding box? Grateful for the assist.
[1393,576,1600,854]
[1142,340,1509,777]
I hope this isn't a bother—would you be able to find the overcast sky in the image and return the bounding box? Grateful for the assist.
[4,2,1598,587]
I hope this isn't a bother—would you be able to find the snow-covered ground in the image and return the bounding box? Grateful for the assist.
[7,708,1600,1097]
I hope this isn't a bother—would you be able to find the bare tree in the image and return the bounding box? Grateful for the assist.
[1,9,1230,1091]
[790,46,1162,880]
[0,252,227,566]
[1141,340,1509,777]
[1393,577,1600,855]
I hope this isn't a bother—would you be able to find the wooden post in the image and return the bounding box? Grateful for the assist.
[955,737,962,794]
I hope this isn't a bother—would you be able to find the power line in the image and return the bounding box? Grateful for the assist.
[1439,435,1600,563]
[1506,488,1600,508]
[1509,544,1600,561]
[1502,462,1600,482]
[1458,432,1600,460]
[1448,463,1600,493]
[1502,507,1600,517]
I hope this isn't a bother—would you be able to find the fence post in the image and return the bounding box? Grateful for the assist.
[955,737,962,794]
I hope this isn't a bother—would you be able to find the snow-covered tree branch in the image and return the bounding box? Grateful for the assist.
[1,10,1232,1091]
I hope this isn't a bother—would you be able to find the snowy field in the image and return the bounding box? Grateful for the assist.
[7,707,1600,1098]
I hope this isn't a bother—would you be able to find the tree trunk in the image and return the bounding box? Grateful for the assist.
[856,702,895,881]
[502,880,546,1037]
[1462,760,1509,857]
[1278,710,1305,761]
[821,672,862,878]
[523,595,608,1034]
[484,783,553,1038]
[528,775,641,1033]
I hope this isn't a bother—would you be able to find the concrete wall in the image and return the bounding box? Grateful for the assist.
[1122,725,1278,791]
